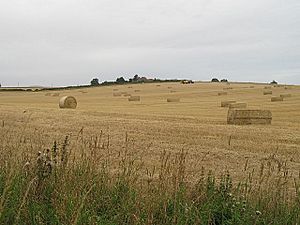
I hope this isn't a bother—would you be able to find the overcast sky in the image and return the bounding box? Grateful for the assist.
[0,0,299,86]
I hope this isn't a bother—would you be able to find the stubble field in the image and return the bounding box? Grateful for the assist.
[1,82,299,184]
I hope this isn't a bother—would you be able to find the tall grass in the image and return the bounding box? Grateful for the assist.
[0,129,299,224]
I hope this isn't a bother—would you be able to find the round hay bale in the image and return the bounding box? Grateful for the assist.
[271,96,283,102]
[167,98,180,102]
[52,93,60,97]
[128,96,140,101]
[264,86,272,89]
[134,90,141,92]
[123,93,131,97]
[59,96,77,109]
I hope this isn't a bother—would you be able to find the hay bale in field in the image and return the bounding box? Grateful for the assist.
[134,90,141,92]
[249,86,254,88]
[59,96,77,109]
[156,84,161,87]
[127,86,133,89]
[123,93,131,97]
[113,92,122,97]
[229,102,247,109]
[271,96,283,102]
[223,87,233,90]
[167,86,172,89]
[263,90,272,95]
[170,90,177,93]
[221,100,236,107]
[52,93,60,97]
[227,109,272,125]
[218,91,227,96]
[113,89,119,91]
[167,98,180,102]
[128,96,140,101]
[280,94,292,98]
[264,86,272,89]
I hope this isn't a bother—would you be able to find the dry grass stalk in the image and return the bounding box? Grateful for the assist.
[227,109,272,125]
[271,96,283,102]
[221,100,236,107]
[59,96,77,109]
[128,96,140,101]
[167,98,180,102]
[218,91,227,96]
[263,90,272,95]
[229,102,247,109]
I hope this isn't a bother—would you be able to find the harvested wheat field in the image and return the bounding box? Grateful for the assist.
[0,82,300,186]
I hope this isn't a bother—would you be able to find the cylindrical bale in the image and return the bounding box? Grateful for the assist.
[263,90,272,95]
[128,96,140,101]
[123,93,131,97]
[264,86,272,89]
[223,87,233,90]
[221,100,236,107]
[271,96,283,102]
[229,102,247,109]
[59,96,77,109]
[218,91,227,96]
[280,94,291,98]
[167,98,180,102]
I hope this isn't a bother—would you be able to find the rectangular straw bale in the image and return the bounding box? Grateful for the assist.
[280,94,291,98]
[113,92,122,97]
[218,91,227,96]
[227,109,272,125]
[271,96,283,102]
[128,96,140,101]
[221,100,236,107]
[229,102,247,109]
[263,90,272,95]
[167,98,180,102]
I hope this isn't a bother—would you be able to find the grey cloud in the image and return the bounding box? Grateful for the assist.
[0,0,299,86]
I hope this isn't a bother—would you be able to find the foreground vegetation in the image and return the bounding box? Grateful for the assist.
[0,130,299,225]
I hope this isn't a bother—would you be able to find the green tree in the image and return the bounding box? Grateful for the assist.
[90,78,100,86]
